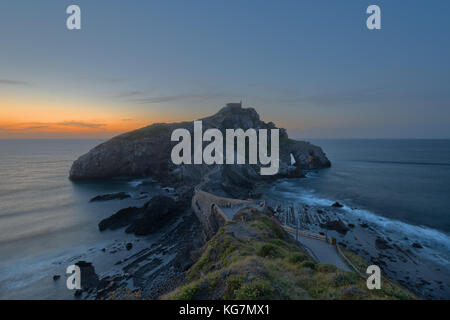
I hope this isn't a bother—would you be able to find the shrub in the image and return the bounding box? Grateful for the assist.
[286,253,302,263]
[317,263,337,273]
[332,274,353,287]
[172,284,199,300]
[257,244,277,258]
[234,280,272,300]
[300,260,317,270]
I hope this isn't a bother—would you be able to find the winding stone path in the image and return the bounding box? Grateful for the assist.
[286,231,352,272]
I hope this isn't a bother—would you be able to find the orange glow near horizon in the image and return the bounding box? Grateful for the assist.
[0,96,180,139]
[0,95,301,139]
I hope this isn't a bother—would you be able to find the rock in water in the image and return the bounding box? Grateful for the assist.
[89,192,130,202]
[98,195,186,236]
[125,195,183,235]
[332,202,344,208]
[98,206,140,231]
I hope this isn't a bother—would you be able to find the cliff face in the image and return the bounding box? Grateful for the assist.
[69,104,331,183]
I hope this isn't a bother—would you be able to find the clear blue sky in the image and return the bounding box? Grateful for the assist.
[0,0,449,138]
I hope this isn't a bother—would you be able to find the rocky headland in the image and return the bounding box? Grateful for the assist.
[70,103,330,196]
[65,104,425,300]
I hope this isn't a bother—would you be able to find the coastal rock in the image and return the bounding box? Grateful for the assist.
[99,195,187,235]
[321,219,349,235]
[332,202,344,208]
[126,195,183,235]
[89,192,131,202]
[69,104,331,184]
[375,237,392,250]
[98,206,140,231]
[75,261,99,289]
[412,242,423,249]
[221,164,260,199]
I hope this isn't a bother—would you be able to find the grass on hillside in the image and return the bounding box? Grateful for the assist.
[163,209,416,300]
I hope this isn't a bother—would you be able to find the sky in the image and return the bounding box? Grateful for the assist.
[0,0,449,139]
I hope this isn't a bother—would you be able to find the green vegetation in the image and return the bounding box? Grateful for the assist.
[111,121,191,142]
[164,210,416,300]
[338,246,417,300]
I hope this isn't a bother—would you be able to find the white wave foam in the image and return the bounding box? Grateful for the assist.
[127,179,144,188]
[268,180,450,267]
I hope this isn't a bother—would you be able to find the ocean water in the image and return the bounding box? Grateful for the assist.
[0,139,163,299]
[306,139,450,234]
[270,139,450,269]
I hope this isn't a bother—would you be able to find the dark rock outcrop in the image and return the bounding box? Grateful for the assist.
[98,195,187,236]
[375,237,392,250]
[75,261,99,290]
[321,219,349,235]
[332,202,344,208]
[126,195,183,235]
[220,164,260,198]
[98,206,140,231]
[89,192,130,202]
[69,104,331,184]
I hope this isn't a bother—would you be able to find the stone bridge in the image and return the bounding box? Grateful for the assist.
[191,189,265,238]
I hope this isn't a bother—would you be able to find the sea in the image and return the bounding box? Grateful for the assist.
[0,139,162,299]
[269,139,450,272]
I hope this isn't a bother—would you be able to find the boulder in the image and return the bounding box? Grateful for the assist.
[89,192,130,202]
[332,202,344,208]
[99,193,189,235]
[98,206,140,231]
[125,195,183,235]
[321,219,349,235]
